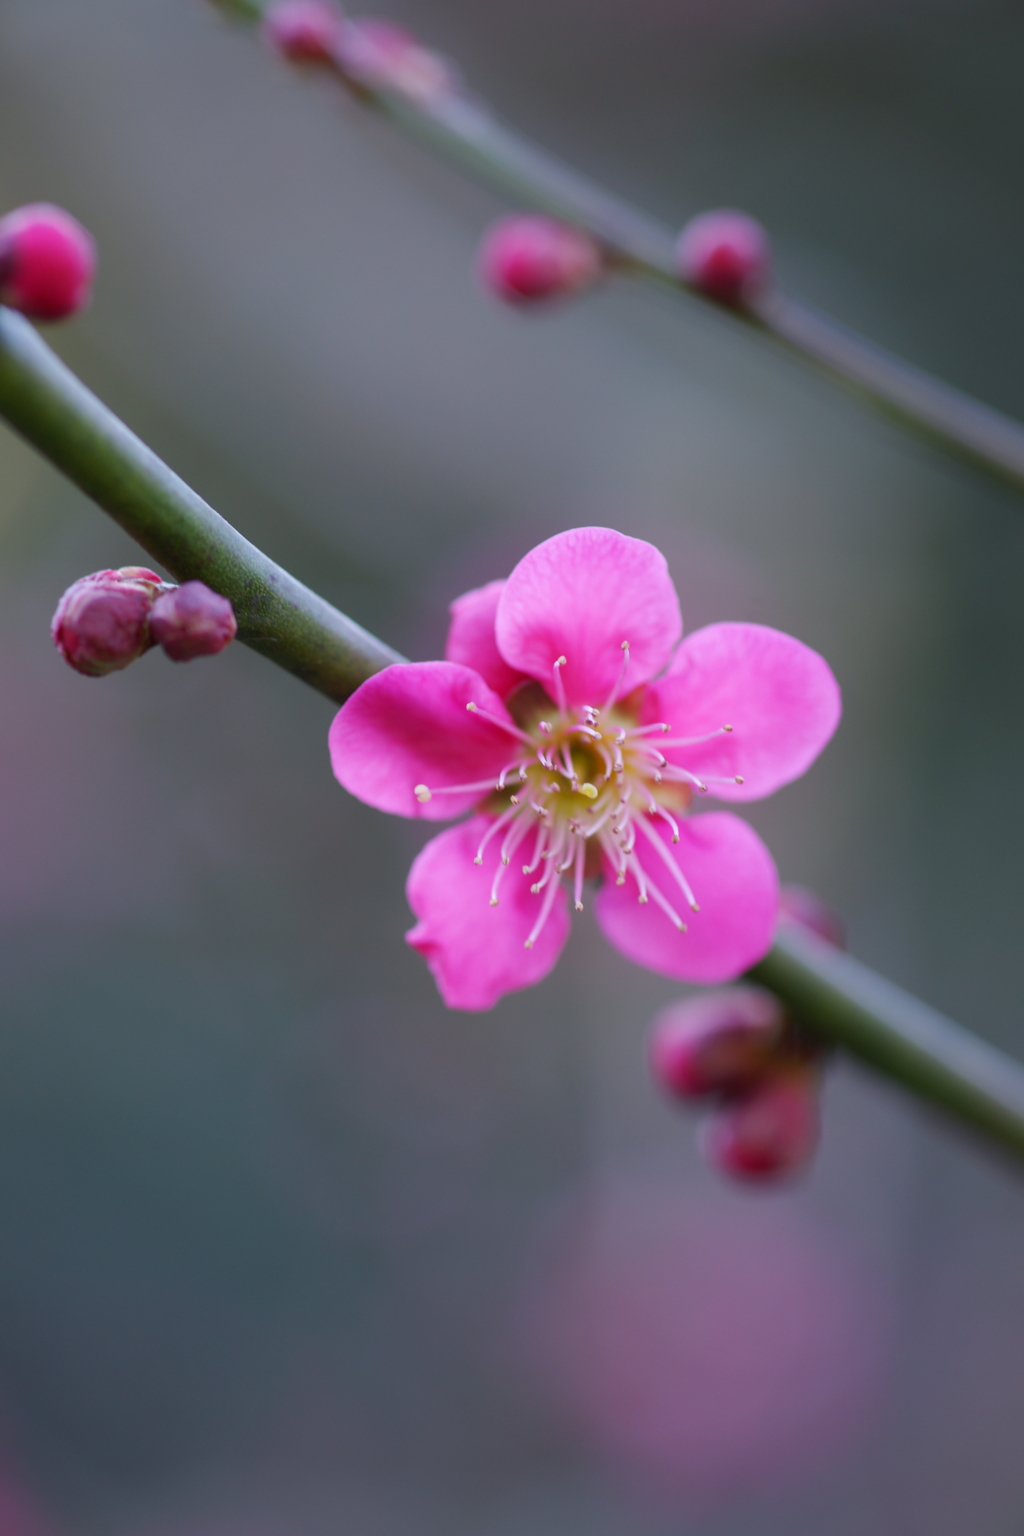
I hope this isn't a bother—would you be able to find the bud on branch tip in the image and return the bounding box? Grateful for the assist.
[262,0,344,65]
[676,209,772,309]
[479,216,604,306]
[149,581,238,662]
[0,204,96,322]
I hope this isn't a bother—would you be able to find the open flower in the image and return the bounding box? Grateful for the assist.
[329,528,840,1010]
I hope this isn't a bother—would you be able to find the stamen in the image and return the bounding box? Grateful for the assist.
[660,725,735,748]
[523,819,549,875]
[490,818,532,903]
[634,812,700,909]
[524,867,563,949]
[497,757,528,789]
[414,776,506,802]
[659,764,709,793]
[647,799,680,842]
[466,701,534,744]
[603,640,631,711]
[573,837,586,911]
[622,722,670,739]
[637,864,688,931]
[580,783,599,800]
[551,656,568,716]
[473,803,521,865]
[634,745,667,767]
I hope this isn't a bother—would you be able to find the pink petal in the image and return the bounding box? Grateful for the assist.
[445,579,528,699]
[406,816,571,1010]
[643,622,841,802]
[495,528,682,709]
[594,812,778,984]
[329,662,521,820]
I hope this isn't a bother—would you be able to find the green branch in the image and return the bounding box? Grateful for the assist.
[214,0,1024,500]
[0,308,403,702]
[2,307,1022,1163]
[750,926,1024,1161]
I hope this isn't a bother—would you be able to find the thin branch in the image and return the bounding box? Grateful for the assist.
[215,0,1024,499]
[3,313,1023,1164]
[749,924,1024,1161]
[0,308,404,703]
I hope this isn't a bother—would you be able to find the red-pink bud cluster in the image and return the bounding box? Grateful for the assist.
[0,203,95,322]
[262,0,345,64]
[649,885,842,1183]
[675,209,772,309]
[478,216,603,306]
[51,569,236,677]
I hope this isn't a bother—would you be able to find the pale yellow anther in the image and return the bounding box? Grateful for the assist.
[638,894,649,904]
[473,855,483,866]
[414,784,432,803]
[723,723,733,732]
[621,640,630,650]
[734,775,744,785]
[580,783,599,800]
[466,701,478,712]
[554,656,567,668]
[490,896,499,906]
[510,794,520,805]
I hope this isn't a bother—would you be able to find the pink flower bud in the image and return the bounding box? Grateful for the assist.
[702,1069,821,1182]
[262,0,344,65]
[0,203,96,322]
[478,216,603,306]
[675,209,771,308]
[51,567,167,678]
[778,884,847,949]
[649,986,786,1100]
[338,17,458,104]
[149,581,237,662]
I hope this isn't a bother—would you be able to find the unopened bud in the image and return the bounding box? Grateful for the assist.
[649,986,786,1100]
[676,209,771,309]
[701,1068,821,1182]
[262,0,344,65]
[51,567,167,677]
[149,581,237,662]
[478,216,603,306]
[338,17,458,104]
[778,883,846,949]
[0,203,96,322]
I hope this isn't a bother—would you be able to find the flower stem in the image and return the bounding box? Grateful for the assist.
[0,308,404,702]
[749,924,1024,1161]
[2,305,1024,1160]
[213,0,1024,499]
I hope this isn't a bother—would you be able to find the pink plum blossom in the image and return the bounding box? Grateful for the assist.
[329,527,840,1010]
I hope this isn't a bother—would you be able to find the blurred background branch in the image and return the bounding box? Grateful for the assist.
[211,0,1024,500]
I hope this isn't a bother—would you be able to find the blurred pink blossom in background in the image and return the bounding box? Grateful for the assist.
[516,1176,887,1505]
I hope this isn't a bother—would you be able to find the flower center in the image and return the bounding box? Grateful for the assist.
[415,647,741,950]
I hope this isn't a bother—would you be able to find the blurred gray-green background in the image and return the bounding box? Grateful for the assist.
[2,0,1024,1531]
